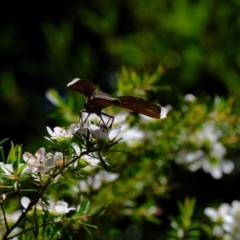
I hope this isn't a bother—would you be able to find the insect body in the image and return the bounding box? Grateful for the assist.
[67,78,167,125]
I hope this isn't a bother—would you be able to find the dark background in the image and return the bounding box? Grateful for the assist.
[1,1,240,239]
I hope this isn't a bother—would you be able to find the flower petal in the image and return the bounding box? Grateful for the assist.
[108,126,121,140]
[21,197,30,209]
[89,125,109,140]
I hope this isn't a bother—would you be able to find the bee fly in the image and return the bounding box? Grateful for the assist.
[67,78,168,126]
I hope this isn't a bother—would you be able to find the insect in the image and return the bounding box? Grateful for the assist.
[67,78,168,126]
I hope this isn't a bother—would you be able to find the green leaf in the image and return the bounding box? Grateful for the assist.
[73,200,90,218]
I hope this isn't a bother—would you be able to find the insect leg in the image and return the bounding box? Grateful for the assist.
[78,110,91,126]
[99,112,115,128]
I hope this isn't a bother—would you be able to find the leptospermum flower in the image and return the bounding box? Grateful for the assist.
[21,196,31,209]
[72,143,100,167]
[202,157,234,179]
[176,122,234,179]
[79,170,119,191]
[184,93,196,102]
[0,162,33,178]
[20,197,75,215]
[46,199,76,215]
[204,200,240,239]
[89,124,121,140]
[204,203,231,223]
[20,197,44,212]
[46,125,76,141]
[0,163,16,179]
[75,123,121,140]
[22,148,63,173]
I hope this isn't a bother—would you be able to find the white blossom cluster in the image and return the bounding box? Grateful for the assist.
[21,196,76,215]
[204,200,240,239]
[176,122,234,179]
[0,120,122,226]
[47,122,121,142]
[78,170,119,192]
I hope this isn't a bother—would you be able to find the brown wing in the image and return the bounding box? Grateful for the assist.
[91,92,120,110]
[67,78,96,97]
[118,96,164,118]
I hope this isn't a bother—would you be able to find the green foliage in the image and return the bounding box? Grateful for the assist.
[1,67,235,239]
[1,1,240,238]
[169,198,201,239]
[0,126,120,239]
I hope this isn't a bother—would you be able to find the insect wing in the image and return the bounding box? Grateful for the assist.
[67,78,96,97]
[92,92,120,110]
[118,96,165,118]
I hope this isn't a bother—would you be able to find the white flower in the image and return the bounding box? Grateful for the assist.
[176,121,234,179]
[22,148,62,173]
[79,180,89,192]
[0,163,15,178]
[230,200,240,217]
[47,200,76,215]
[222,214,236,233]
[202,158,234,179]
[89,124,121,140]
[79,170,119,191]
[75,122,121,140]
[75,126,89,136]
[0,163,32,177]
[222,161,235,174]
[176,150,204,164]
[113,112,129,124]
[176,147,234,179]
[184,94,196,102]
[46,152,64,167]
[210,142,226,159]
[97,170,119,182]
[72,143,81,155]
[81,155,101,167]
[75,123,121,140]
[22,148,45,172]
[21,196,31,209]
[46,126,75,141]
[212,225,224,237]
[89,124,111,140]
[122,126,145,147]
[204,203,231,222]
[204,201,240,238]
[196,123,222,144]
[186,151,204,163]
[175,150,205,172]
[72,143,100,167]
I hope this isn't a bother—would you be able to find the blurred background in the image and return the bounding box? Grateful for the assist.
[1,0,239,148]
[1,0,240,239]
